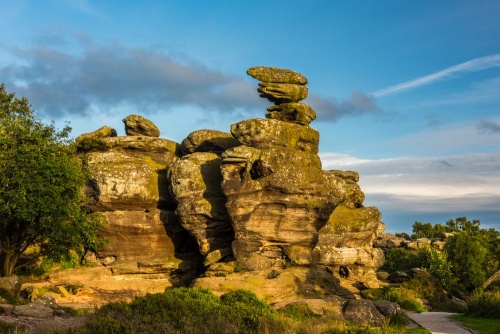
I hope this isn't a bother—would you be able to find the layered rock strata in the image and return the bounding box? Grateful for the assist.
[80,115,201,278]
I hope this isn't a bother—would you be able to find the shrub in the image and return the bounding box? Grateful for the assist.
[416,246,452,286]
[361,286,426,312]
[468,290,500,318]
[278,303,321,321]
[381,248,419,274]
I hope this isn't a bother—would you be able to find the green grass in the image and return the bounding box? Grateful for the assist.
[452,314,500,334]
[0,320,22,334]
[361,286,427,313]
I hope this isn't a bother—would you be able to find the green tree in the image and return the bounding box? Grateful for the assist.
[412,222,447,239]
[0,84,104,277]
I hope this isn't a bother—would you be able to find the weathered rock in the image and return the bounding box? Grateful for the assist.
[0,276,21,301]
[258,82,308,103]
[0,303,14,315]
[180,129,240,155]
[231,118,320,154]
[274,297,346,319]
[373,301,402,318]
[96,209,201,272]
[168,153,234,259]
[388,271,411,283]
[343,299,385,327]
[266,102,317,125]
[75,125,117,144]
[12,296,56,318]
[86,137,179,211]
[123,114,160,137]
[220,144,348,268]
[247,66,308,85]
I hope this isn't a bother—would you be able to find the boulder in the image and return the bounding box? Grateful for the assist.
[0,276,21,302]
[373,301,402,318]
[168,152,234,259]
[180,129,240,155]
[388,271,411,283]
[12,296,56,318]
[123,114,160,137]
[343,299,385,327]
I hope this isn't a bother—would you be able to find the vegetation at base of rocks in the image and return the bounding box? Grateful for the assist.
[451,314,500,334]
[361,286,426,313]
[467,290,500,318]
[0,320,22,334]
[59,287,423,334]
[0,84,106,277]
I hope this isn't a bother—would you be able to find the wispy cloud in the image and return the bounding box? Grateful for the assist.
[477,119,500,134]
[372,54,500,98]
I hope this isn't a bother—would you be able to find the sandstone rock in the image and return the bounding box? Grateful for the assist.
[0,276,21,301]
[168,152,234,258]
[96,209,201,272]
[123,114,160,137]
[180,129,240,155]
[273,297,346,319]
[75,125,117,144]
[343,299,385,327]
[220,143,347,268]
[411,268,432,279]
[257,82,308,103]
[266,102,316,126]
[231,118,320,153]
[247,66,308,85]
[376,271,389,280]
[12,296,56,318]
[86,137,179,211]
[0,303,14,315]
[431,240,446,251]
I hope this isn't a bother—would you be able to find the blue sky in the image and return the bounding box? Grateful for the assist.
[1,0,499,233]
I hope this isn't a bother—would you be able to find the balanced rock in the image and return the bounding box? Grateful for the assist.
[75,125,117,144]
[168,152,234,261]
[247,66,308,84]
[180,129,240,156]
[123,114,160,137]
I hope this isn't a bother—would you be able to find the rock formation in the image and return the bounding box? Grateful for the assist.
[70,67,387,326]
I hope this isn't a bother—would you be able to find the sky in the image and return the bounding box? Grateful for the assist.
[1,0,499,233]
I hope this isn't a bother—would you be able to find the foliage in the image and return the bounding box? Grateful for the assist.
[76,137,109,152]
[278,303,321,321]
[361,286,426,312]
[381,248,419,274]
[68,287,282,334]
[411,222,446,239]
[0,320,22,333]
[467,290,500,318]
[452,314,500,334]
[0,84,105,276]
[416,246,452,285]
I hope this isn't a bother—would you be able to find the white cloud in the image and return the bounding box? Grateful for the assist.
[372,54,500,98]
[320,152,500,214]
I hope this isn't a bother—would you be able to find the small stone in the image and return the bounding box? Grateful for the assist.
[123,114,160,137]
[247,66,308,84]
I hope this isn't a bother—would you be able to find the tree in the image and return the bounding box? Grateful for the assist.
[0,84,104,277]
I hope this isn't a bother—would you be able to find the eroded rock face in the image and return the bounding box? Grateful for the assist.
[80,133,202,277]
[180,129,240,156]
[168,152,234,263]
[221,122,350,269]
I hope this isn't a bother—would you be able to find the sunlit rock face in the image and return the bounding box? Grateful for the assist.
[80,116,202,278]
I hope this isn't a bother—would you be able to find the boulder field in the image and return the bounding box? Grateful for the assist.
[65,67,387,325]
